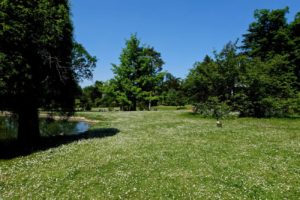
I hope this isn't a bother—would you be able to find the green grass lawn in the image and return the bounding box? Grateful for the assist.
[152,105,193,111]
[0,111,299,199]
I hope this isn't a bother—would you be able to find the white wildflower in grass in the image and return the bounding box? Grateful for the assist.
[0,110,299,199]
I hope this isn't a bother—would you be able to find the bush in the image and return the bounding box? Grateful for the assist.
[193,97,231,119]
[259,96,300,117]
[227,111,240,119]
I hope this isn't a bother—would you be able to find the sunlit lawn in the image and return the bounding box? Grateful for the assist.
[0,110,299,199]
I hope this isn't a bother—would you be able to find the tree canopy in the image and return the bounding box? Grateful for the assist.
[0,0,96,145]
[111,34,165,111]
[242,7,291,60]
[1,2,299,149]
[70,7,299,118]
[185,7,299,117]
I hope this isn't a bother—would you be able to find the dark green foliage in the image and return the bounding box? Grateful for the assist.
[0,0,95,144]
[159,73,186,106]
[289,12,300,88]
[72,42,97,82]
[185,8,300,118]
[242,7,291,60]
[0,0,74,110]
[242,7,299,90]
[238,56,297,117]
[99,80,119,108]
[161,89,186,107]
[193,95,230,119]
[79,81,103,110]
[111,34,165,111]
[239,8,299,117]
[185,42,249,114]
[184,55,219,102]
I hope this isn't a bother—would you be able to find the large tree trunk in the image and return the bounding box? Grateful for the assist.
[132,99,137,111]
[17,104,40,146]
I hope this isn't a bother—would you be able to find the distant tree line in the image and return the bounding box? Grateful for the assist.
[78,34,186,111]
[185,7,300,117]
[1,3,298,147]
[79,7,300,117]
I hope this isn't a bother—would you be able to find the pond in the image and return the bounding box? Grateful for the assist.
[0,117,90,140]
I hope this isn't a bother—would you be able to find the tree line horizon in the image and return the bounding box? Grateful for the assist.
[80,7,299,117]
[0,1,299,146]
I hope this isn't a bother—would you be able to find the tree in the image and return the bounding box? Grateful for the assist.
[214,41,246,102]
[290,12,300,89]
[185,42,297,117]
[100,80,119,108]
[79,81,103,110]
[242,7,291,60]
[184,55,218,103]
[93,81,104,106]
[0,0,95,145]
[112,34,164,111]
[72,42,97,82]
[160,73,186,106]
[184,47,241,105]
[163,73,181,90]
[240,7,299,116]
[230,55,297,117]
[184,7,299,117]
[242,7,300,91]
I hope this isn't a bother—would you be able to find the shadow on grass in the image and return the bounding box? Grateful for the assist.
[0,128,119,159]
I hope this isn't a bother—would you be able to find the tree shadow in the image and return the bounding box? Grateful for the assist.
[0,128,119,159]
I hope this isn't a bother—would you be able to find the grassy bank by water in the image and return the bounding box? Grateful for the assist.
[0,110,299,199]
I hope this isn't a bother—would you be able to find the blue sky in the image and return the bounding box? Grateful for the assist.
[71,0,300,87]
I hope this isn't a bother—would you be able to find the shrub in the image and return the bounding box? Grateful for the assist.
[193,97,231,119]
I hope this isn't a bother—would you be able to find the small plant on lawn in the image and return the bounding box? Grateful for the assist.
[193,97,230,127]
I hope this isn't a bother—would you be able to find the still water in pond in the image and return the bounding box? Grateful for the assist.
[0,117,90,140]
